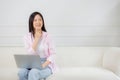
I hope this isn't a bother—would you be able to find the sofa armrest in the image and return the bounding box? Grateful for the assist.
[103,47,120,78]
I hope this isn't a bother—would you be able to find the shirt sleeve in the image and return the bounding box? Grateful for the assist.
[46,34,56,63]
[23,33,36,54]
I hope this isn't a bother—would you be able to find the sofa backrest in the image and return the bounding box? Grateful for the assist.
[0,47,109,68]
[56,47,106,68]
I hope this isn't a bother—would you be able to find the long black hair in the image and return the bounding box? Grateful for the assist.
[29,12,47,37]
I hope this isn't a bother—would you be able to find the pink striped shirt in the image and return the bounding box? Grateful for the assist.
[23,31,58,73]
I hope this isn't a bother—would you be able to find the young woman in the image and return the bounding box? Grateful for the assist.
[18,12,57,80]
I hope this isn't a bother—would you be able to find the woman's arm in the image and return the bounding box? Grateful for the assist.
[42,34,56,68]
[32,31,42,51]
[24,32,42,54]
[32,37,40,51]
[24,34,36,54]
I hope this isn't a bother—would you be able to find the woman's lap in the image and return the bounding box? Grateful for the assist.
[18,67,52,80]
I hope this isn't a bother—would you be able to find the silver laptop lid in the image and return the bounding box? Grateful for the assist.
[14,54,41,69]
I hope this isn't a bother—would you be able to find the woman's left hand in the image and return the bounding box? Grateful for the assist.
[42,60,51,68]
[42,63,46,68]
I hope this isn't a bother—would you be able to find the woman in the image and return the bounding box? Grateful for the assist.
[18,12,57,80]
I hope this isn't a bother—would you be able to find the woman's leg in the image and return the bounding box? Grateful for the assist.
[28,67,52,80]
[18,68,30,80]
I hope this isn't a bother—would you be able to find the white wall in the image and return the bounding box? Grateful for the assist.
[0,0,120,46]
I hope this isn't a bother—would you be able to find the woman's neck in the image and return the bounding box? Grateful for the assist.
[35,29,42,33]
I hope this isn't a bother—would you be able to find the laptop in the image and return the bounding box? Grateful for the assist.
[14,54,42,69]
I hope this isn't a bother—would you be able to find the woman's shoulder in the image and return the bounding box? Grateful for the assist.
[42,31,54,42]
[23,32,32,39]
[42,31,49,37]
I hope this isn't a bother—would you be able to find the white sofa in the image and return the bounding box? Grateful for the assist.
[0,47,120,80]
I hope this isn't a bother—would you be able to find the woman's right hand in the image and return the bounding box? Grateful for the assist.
[32,30,42,51]
[35,30,42,39]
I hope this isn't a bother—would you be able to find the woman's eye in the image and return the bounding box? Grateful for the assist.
[39,19,42,21]
[34,19,37,22]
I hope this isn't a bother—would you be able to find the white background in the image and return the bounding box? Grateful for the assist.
[0,0,120,46]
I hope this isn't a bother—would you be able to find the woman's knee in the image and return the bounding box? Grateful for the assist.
[28,68,52,80]
[28,68,39,76]
[28,68,40,80]
[18,68,29,77]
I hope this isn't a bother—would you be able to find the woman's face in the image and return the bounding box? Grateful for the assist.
[33,14,43,31]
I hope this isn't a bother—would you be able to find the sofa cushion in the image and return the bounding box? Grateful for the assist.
[56,47,105,67]
[48,67,120,80]
[0,68,18,80]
